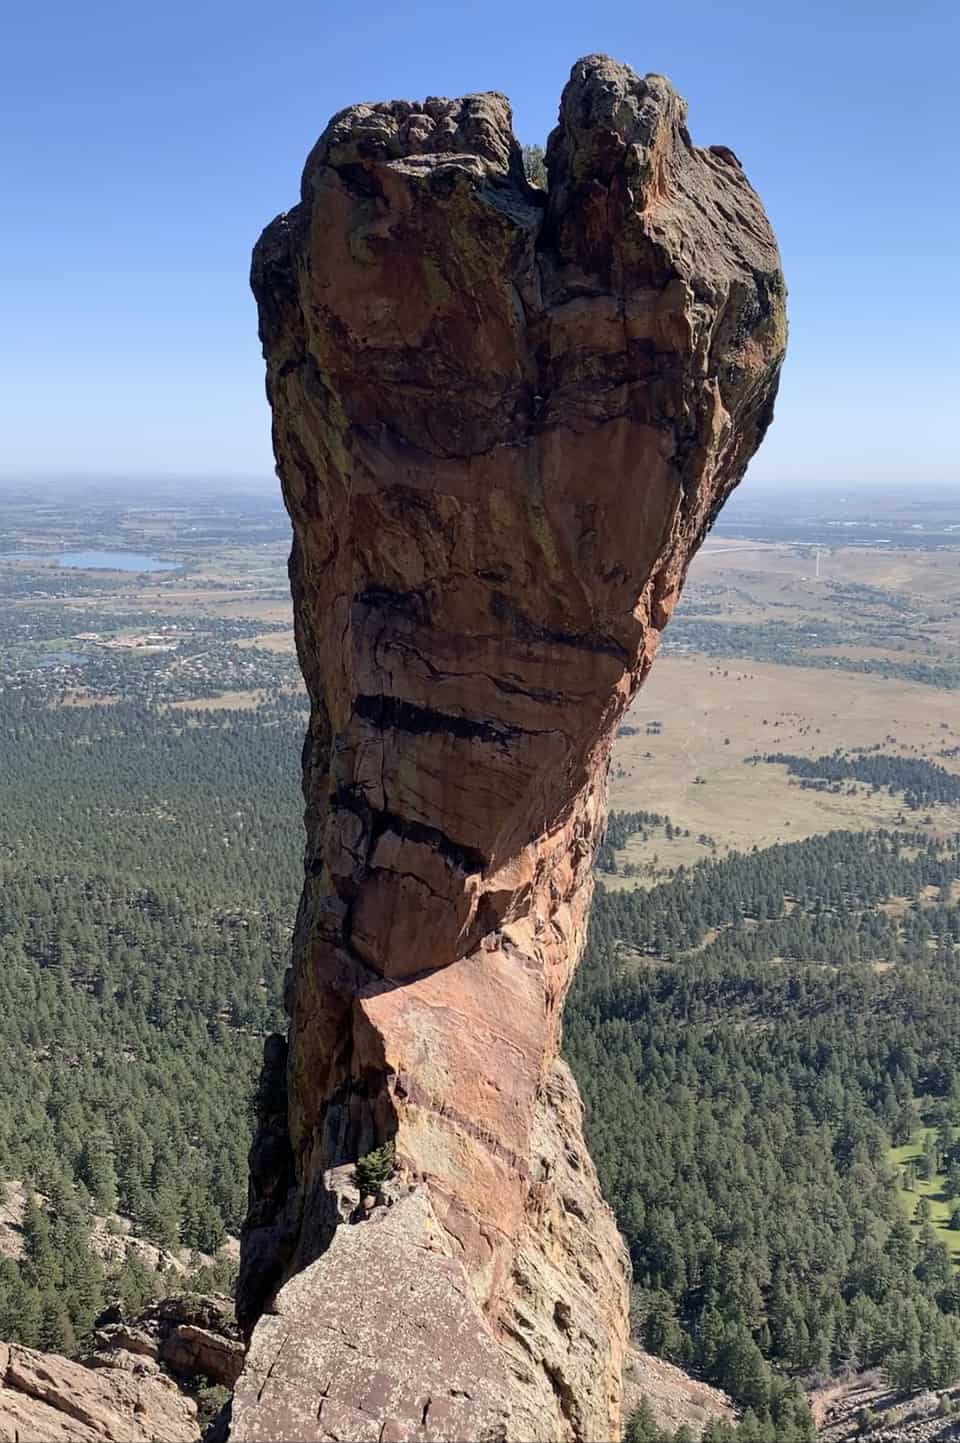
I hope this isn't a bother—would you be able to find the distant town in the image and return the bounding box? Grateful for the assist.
[72,629,180,652]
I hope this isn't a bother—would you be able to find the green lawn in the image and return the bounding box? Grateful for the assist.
[890,1126,960,1264]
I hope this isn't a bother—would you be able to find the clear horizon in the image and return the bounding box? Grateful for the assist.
[2,0,958,489]
[2,473,958,503]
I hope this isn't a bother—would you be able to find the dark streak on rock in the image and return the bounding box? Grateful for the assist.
[354,693,525,747]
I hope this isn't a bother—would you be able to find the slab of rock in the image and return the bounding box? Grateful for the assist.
[89,1294,244,1390]
[233,1190,513,1442]
[0,1339,199,1442]
[161,1324,244,1389]
[238,52,785,1443]
[622,1343,737,1438]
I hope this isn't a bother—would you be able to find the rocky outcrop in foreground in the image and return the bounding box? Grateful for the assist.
[0,1338,199,1442]
[237,53,786,1443]
[0,1296,241,1443]
[90,1294,244,1390]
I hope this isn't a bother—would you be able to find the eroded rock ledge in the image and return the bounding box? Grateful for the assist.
[235,53,785,1443]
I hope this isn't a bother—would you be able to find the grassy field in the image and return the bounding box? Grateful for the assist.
[236,630,297,653]
[693,538,960,615]
[605,538,960,878]
[169,689,271,711]
[674,540,960,682]
[608,654,960,879]
[890,1126,960,1265]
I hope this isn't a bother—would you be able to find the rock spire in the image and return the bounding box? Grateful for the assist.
[234,53,786,1443]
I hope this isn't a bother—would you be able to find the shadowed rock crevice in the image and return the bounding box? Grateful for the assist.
[353,693,537,746]
[234,52,785,1443]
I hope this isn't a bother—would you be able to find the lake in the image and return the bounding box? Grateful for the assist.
[58,549,182,571]
[1,549,182,572]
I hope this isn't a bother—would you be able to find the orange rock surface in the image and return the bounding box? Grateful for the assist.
[236,54,786,1443]
[0,1339,199,1442]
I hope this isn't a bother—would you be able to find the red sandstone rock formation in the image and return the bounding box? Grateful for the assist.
[90,1294,244,1390]
[235,53,786,1443]
[0,1295,243,1443]
[0,1338,199,1442]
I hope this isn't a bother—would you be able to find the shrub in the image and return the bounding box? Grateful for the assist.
[355,1141,396,1193]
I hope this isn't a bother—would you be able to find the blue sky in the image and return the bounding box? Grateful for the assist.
[2,0,957,488]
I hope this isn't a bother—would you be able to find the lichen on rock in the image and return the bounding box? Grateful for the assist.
[235,52,786,1443]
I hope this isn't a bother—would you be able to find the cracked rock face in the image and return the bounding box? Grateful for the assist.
[235,53,785,1443]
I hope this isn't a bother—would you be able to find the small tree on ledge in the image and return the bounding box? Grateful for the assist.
[355,1141,396,1193]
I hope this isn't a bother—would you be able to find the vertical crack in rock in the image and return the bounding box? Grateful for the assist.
[234,53,786,1443]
